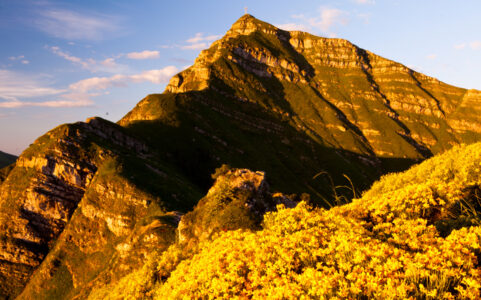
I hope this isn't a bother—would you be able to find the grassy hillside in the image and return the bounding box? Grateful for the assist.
[88,142,481,299]
[121,91,392,206]
[120,15,481,206]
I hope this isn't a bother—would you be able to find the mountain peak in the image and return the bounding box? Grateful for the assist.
[227,14,280,37]
[139,15,480,162]
[231,14,263,28]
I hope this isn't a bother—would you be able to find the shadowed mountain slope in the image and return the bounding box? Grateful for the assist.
[1,14,481,299]
[0,150,16,169]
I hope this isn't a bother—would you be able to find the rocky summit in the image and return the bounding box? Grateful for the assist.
[1,14,481,299]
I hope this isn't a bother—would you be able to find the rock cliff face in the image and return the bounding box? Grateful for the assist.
[177,168,297,245]
[2,14,481,299]
[0,117,200,298]
[157,15,478,161]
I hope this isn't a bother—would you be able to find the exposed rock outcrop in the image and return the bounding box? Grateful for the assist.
[0,117,155,298]
[160,14,480,161]
[177,168,297,245]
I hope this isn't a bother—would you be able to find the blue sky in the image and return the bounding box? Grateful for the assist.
[1,0,481,155]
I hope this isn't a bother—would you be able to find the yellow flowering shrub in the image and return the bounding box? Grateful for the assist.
[88,143,481,299]
[152,202,480,299]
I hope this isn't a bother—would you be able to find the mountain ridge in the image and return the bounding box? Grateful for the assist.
[154,14,477,158]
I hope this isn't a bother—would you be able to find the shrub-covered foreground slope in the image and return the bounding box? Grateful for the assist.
[90,143,481,299]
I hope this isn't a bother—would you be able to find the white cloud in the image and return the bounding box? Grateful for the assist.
[426,54,437,60]
[453,42,481,50]
[8,55,29,65]
[181,33,220,50]
[353,0,375,4]
[69,66,179,92]
[310,8,349,34]
[181,43,207,50]
[161,33,220,51]
[0,69,65,103]
[276,23,310,31]
[34,8,120,40]
[49,46,126,73]
[470,41,481,50]
[186,33,220,44]
[126,50,160,60]
[0,98,93,108]
[283,8,350,37]
[0,66,178,108]
[0,69,87,108]
[9,55,25,61]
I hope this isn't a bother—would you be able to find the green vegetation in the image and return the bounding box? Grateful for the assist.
[88,142,481,299]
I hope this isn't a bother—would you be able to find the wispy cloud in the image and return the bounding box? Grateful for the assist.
[0,98,94,108]
[9,55,24,61]
[276,23,310,31]
[470,41,481,50]
[0,69,74,108]
[186,33,221,44]
[64,66,178,105]
[181,43,207,50]
[34,8,120,41]
[69,66,179,92]
[8,55,30,65]
[310,8,349,35]
[181,33,221,50]
[159,33,220,51]
[0,65,178,108]
[126,50,160,60]
[0,69,65,102]
[282,7,350,37]
[454,41,481,50]
[426,54,437,60]
[48,46,126,73]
